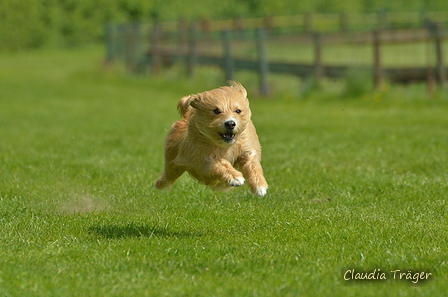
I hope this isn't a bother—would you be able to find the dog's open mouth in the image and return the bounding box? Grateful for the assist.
[219,132,235,143]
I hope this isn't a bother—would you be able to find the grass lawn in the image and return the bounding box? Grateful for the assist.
[0,46,447,296]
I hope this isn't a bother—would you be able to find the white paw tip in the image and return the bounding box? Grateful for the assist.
[230,177,245,187]
[255,186,268,197]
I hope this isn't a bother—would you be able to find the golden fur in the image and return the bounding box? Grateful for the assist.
[154,81,268,197]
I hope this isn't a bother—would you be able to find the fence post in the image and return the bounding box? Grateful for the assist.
[265,16,274,33]
[222,30,234,81]
[313,33,324,85]
[305,13,313,33]
[377,10,389,30]
[426,23,437,96]
[340,13,349,32]
[105,23,115,64]
[177,18,187,53]
[150,20,162,75]
[427,63,437,97]
[124,24,131,71]
[125,22,141,73]
[187,21,198,79]
[201,17,211,35]
[234,17,244,38]
[434,23,447,88]
[256,28,270,96]
[373,30,383,90]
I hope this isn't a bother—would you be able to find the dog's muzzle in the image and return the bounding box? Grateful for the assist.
[220,120,236,143]
[219,131,235,143]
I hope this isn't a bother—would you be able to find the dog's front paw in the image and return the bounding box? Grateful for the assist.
[229,176,245,187]
[255,186,268,197]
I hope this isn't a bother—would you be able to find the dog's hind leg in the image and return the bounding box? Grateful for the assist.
[154,164,185,190]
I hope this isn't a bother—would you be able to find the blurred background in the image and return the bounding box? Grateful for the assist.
[2,0,448,97]
[1,0,447,50]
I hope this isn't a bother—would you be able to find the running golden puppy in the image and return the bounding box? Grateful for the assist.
[154,81,268,197]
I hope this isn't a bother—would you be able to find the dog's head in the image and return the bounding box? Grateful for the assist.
[179,81,252,147]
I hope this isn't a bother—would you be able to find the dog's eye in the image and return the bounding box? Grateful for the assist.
[213,108,222,114]
[235,109,242,114]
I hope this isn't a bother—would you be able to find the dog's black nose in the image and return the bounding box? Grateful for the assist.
[225,120,236,130]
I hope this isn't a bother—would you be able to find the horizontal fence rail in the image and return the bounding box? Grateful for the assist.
[106,12,448,96]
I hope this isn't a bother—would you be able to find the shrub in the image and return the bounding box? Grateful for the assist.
[342,67,374,98]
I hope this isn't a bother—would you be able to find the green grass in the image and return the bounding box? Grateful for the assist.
[0,46,447,296]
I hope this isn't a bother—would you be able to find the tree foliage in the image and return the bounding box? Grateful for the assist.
[1,0,447,51]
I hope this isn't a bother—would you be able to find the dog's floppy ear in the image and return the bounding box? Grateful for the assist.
[189,95,202,110]
[177,95,203,116]
[177,95,193,117]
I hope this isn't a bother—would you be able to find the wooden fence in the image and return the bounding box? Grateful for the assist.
[106,12,448,96]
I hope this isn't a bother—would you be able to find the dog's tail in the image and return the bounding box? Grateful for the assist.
[177,95,192,117]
